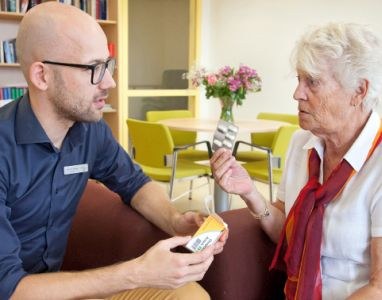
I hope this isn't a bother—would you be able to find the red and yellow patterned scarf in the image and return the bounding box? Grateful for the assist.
[270,129,382,300]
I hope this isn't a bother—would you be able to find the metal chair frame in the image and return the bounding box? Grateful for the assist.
[128,119,212,201]
[169,141,212,199]
[233,141,280,202]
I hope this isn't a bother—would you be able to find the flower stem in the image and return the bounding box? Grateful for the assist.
[219,97,235,123]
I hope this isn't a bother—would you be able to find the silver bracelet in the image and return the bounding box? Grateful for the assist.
[250,205,270,220]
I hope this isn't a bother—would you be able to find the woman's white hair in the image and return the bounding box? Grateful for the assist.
[291,22,382,110]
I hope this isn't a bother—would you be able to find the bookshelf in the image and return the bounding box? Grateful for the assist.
[0,0,126,145]
[0,62,19,67]
[0,11,24,19]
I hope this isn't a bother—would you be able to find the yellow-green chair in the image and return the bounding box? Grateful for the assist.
[126,118,212,201]
[257,112,299,125]
[146,110,210,161]
[235,112,299,162]
[233,125,299,202]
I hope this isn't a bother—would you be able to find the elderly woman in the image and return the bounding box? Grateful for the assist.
[211,22,382,299]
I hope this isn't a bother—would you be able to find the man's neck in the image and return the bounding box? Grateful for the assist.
[29,93,73,150]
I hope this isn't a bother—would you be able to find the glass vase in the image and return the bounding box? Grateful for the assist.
[219,96,235,123]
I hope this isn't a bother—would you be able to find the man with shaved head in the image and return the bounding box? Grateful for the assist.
[0,2,226,299]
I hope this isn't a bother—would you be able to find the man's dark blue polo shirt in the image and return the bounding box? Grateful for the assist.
[0,94,150,299]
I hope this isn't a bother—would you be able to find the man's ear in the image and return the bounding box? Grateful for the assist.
[29,62,49,91]
[351,79,369,106]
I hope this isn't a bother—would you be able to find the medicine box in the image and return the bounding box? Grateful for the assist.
[185,214,227,252]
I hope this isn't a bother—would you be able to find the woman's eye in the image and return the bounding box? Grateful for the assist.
[308,78,320,87]
[296,75,320,88]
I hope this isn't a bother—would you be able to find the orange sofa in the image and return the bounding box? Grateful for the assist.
[61,181,285,299]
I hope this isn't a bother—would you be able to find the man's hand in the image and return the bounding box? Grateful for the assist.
[171,211,228,255]
[214,229,228,255]
[130,236,214,289]
[172,210,206,236]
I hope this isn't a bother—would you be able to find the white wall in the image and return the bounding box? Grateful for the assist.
[199,0,382,120]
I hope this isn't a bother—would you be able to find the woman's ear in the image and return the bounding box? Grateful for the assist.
[351,79,369,106]
[29,62,49,91]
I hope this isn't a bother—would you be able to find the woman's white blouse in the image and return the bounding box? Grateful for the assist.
[277,111,382,299]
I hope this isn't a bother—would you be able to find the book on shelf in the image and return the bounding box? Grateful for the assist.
[98,0,107,20]
[0,0,17,12]
[3,40,12,63]
[108,42,115,57]
[20,0,28,13]
[0,0,109,20]
[26,0,42,11]
[0,41,3,63]
[8,0,17,12]
[57,0,108,20]
[2,38,17,64]
[0,85,27,102]
[0,0,37,13]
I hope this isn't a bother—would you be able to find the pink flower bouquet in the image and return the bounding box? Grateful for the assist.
[184,65,262,106]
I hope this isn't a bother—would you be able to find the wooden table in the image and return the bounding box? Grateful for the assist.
[159,118,288,133]
[159,118,289,212]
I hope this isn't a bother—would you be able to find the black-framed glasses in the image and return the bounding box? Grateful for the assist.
[42,58,116,85]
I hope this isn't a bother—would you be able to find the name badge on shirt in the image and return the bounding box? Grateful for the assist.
[64,164,89,175]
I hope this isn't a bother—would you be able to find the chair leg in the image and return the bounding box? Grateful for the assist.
[268,181,274,203]
[169,179,174,200]
[207,176,212,195]
[188,180,193,200]
[169,152,179,200]
[267,150,274,202]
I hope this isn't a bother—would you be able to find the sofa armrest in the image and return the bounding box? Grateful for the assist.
[62,181,285,299]
[61,181,169,270]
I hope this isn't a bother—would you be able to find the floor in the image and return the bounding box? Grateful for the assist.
[156,177,276,214]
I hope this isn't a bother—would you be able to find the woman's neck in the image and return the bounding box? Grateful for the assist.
[321,110,372,181]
